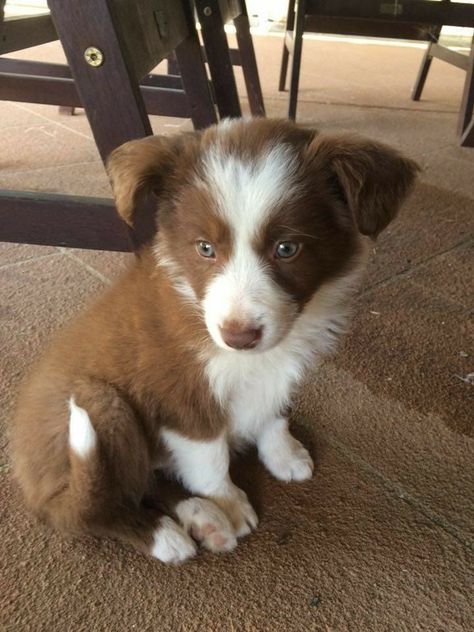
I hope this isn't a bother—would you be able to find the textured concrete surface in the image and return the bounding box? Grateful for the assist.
[1,35,473,632]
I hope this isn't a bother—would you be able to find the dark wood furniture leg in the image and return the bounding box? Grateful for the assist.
[174,0,218,129]
[278,0,296,92]
[233,2,265,115]
[48,0,154,247]
[48,0,152,161]
[288,0,306,120]
[195,0,241,118]
[458,35,474,147]
[411,26,442,101]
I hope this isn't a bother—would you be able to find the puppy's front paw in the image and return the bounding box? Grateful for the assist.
[212,485,258,538]
[151,516,197,563]
[258,418,314,483]
[175,497,237,553]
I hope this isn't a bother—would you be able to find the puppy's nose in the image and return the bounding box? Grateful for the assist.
[219,322,263,350]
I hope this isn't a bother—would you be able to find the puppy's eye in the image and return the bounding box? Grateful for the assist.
[274,241,301,261]
[196,240,216,259]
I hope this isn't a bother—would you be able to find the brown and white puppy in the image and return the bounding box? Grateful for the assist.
[11,118,418,563]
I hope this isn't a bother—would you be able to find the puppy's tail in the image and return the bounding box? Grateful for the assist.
[68,396,98,462]
[44,397,102,532]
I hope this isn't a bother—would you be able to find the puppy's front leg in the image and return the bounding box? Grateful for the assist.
[257,417,314,483]
[161,430,258,537]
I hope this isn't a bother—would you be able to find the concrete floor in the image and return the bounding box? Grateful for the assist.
[1,34,473,631]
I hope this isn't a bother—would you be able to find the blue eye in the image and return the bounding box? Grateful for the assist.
[275,241,300,260]
[196,240,216,258]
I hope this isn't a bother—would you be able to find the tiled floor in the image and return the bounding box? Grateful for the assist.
[1,35,473,632]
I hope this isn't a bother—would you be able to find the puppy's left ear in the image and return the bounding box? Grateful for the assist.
[106,134,189,227]
[308,135,420,238]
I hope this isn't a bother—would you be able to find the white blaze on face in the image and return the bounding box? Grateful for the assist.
[201,142,300,351]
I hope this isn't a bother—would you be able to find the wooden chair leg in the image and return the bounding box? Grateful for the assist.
[412,27,442,101]
[458,35,474,146]
[195,0,241,119]
[233,1,265,116]
[58,106,75,115]
[48,0,155,248]
[460,119,474,146]
[167,53,180,76]
[278,0,296,92]
[48,0,152,162]
[174,0,218,129]
[288,0,305,120]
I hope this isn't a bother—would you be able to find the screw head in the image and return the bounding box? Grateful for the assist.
[203,6,212,17]
[84,46,104,67]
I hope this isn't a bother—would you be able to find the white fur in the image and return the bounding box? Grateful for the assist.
[203,142,300,236]
[204,266,366,446]
[175,497,237,553]
[161,430,230,496]
[200,143,301,351]
[151,516,197,563]
[160,429,258,536]
[257,417,313,482]
[68,397,96,458]
[154,241,197,303]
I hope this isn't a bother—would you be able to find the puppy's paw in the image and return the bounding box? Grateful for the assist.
[151,516,197,563]
[175,497,237,554]
[212,485,258,538]
[265,438,314,482]
[258,418,314,483]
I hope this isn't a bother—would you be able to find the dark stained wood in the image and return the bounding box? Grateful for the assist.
[0,191,132,252]
[109,0,188,80]
[195,0,241,118]
[217,0,241,24]
[460,118,474,146]
[0,0,225,253]
[47,0,153,162]
[306,0,474,27]
[0,14,57,54]
[411,26,442,101]
[288,0,306,120]
[429,43,469,71]
[304,15,439,40]
[0,58,70,77]
[0,72,191,117]
[279,0,474,146]
[233,2,265,115]
[174,0,218,128]
[279,0,296,91]
[458,36,474,146]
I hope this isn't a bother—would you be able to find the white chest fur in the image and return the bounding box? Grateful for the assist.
[203,273,360,444]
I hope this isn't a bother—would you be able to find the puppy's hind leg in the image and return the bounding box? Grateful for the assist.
[48,379,196,563]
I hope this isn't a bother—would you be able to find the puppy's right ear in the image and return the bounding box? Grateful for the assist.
[106,135,180,227]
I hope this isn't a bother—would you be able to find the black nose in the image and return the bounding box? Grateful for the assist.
[219,323,263,350]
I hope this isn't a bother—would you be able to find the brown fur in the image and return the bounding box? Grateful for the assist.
[11,119,418,557]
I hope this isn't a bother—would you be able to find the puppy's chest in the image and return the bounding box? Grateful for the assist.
[204,350,307,442]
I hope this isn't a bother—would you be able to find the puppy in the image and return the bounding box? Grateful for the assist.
[11,118,418,563]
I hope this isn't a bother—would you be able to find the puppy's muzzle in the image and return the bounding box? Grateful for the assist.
[219,321,263,350]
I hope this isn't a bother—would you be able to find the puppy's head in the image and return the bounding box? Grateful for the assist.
[107,119,418,352]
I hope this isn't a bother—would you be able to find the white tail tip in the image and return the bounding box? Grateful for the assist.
[68,397,97,458]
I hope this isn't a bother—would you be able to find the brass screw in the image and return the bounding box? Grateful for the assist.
[84,46,104,67]
[203,6,212,16]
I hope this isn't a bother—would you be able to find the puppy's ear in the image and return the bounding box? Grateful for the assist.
[106,135,181,226]
[308,135,420,238]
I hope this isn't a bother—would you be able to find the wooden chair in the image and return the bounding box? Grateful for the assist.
[194,0,265,117]
[0,0,218,252]
[63,1,266,121]
[279,0,474,146]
